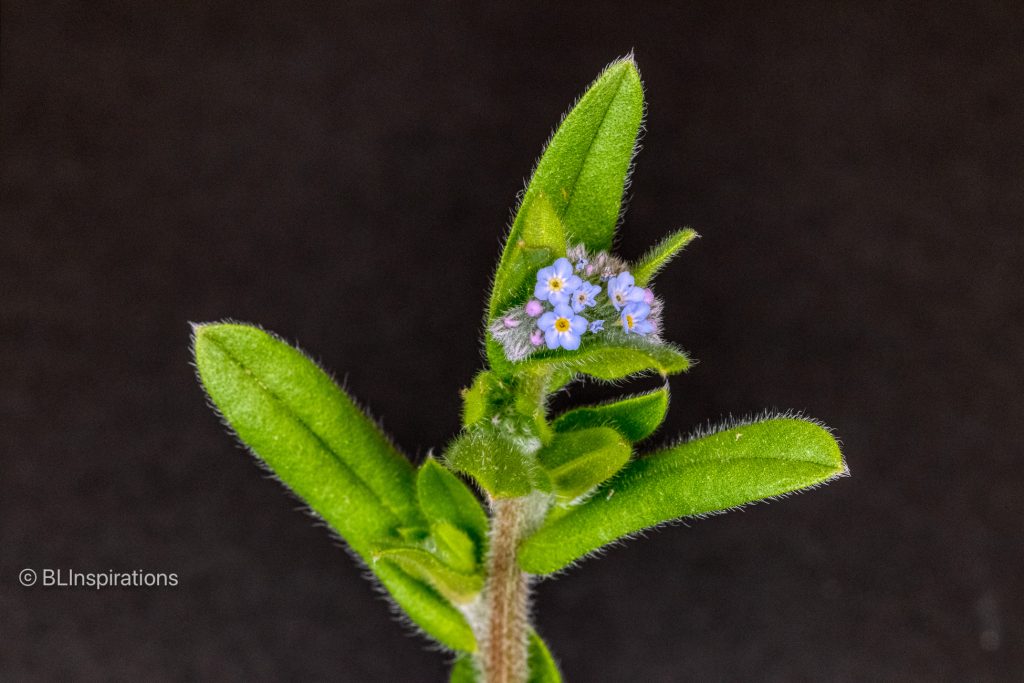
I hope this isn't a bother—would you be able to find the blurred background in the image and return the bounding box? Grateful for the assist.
[2,2,1021,680]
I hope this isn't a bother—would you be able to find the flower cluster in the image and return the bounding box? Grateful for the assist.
[490,245,665,361]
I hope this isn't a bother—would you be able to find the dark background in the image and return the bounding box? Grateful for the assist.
[2,2,1022,680]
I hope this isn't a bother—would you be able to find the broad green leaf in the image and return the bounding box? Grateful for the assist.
[373,547,484,604]
[632,228,699,286]
[372,560,477,652]
[193,323,423,538]
[417,457,489,559]
[525,335,690,382]
[553,387,669,442]
[518,417,845,574]
[193,323,476,649]
[489,57,644,317]
[445,425,548,498]
[537,427,631,501]
[448,631,561,682]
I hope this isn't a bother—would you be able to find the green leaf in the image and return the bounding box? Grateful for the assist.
[632,228,699,286]
[527,630,562,683]
[518,417,846,574]
[193,322,422,541]
[445,425,548,498]
[192,323,477,650]
[372,561,477,652]
[537,427,631,501]
[417,457,490,560]
[449,656,476,683]
[525,335,690,382]
[489,194,567,321]
[373,547,484,604]
[553,387,669,442]
[489,57,644,317]
[431,521,480,575]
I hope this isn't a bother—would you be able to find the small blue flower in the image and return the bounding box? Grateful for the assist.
[589,319,605,333]
[538,303,588,350]
[534,258,582,305]
[569,281,601,313]
[606,271,645,311]
[575,258,589,272]
[621,302,654,335]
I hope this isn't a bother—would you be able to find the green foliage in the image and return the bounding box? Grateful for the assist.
[524,335,690,382]
[537,427,631,501]
[632,228,699,286]
[552,387,669,442]
[191,57,846,680]
[445,424,549,498]
[417,457,489,561]
[193,323,475,651]
[518,418,846,574]
[489,57,644,318]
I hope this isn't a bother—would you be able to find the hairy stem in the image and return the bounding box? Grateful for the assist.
[477,496,530,683]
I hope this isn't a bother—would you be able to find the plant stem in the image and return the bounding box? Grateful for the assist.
[478,496,530,683]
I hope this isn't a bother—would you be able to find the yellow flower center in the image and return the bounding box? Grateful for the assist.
[548,277,564,292]
[625,314,635,329]
[554,317,571,333]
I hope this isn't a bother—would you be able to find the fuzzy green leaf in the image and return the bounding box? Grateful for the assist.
[632,228,699,286]
[537,427,631,501]
[417,457,489,560]
[445,425,547,498]
[431,521,479,575]
[372,561,477,651]
[373,547,484,604]
[525,335,690,382]
[489,57,644,317]
[193,323,423,538]
[192,323,475,650]
[519,417,846,574]
[553,387,669,442]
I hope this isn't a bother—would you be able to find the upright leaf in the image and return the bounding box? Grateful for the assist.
[518,417,846,574]
[193,323,475,650]
[553,387,669,442]
[417,457,490,559]
[632,228,699,286]
[489,57,644,317]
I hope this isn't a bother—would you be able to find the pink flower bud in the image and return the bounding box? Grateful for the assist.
[529,329,544,346]
[643,288,655,304]
[503,316,520,328]
[525,299,544,317]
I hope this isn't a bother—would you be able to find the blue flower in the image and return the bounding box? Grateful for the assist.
[606,271,645,311]
[589,319,605,333]
[534,258,582,305]
[575,258,589,272]
[569,281,601,313]
[621,302,654,335]
[538,303,588,350]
